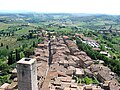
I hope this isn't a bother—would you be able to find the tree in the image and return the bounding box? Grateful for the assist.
[15,49,20,61]
[29,33,33,39]
[20,52,25,59]
[0,49,8,57]
[0,63,9,73]
[32,41,36,47]
[23,48,34,58]
[100,44,105,51]
[6,45,9,49]
[84,76,93,85]
[11,32,14,36]
[1,43,3,47]
[8,51,13,65]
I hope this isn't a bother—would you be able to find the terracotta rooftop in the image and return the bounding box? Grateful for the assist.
[63,36,69,39]
[109,80,120,90]
[38,43,47,47]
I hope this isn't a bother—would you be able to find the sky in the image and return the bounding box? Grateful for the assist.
[0,0,120,14]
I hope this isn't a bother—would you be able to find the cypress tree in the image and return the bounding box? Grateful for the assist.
[15,49,20,61]
[6,45,9,49]
[8,51,13,65]
[1,43,3,47]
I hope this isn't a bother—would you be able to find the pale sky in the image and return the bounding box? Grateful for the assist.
[0,0,120,14]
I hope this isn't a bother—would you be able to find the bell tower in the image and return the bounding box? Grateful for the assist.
[17,58,38,90]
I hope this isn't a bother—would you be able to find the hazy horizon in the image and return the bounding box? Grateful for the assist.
[0,0,120,15]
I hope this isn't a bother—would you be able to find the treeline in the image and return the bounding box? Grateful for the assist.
[0,39,40,67]
[0,38,43,84]
[76,37,120,76]
[0,26,22,36]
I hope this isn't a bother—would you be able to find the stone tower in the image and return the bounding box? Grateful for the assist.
[17,58,38,90]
